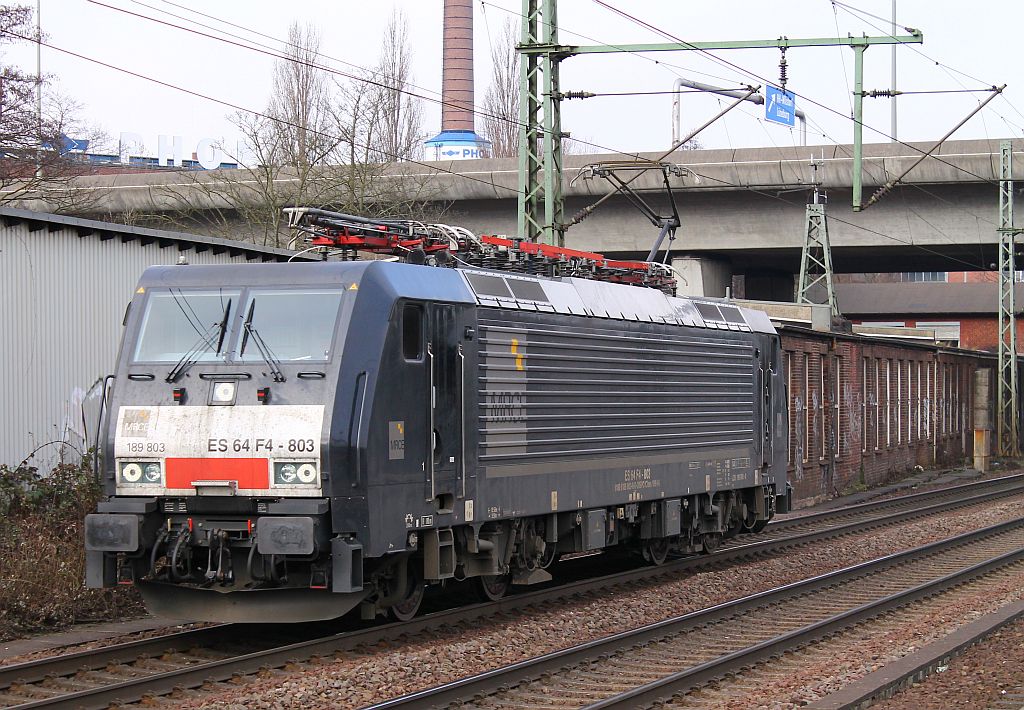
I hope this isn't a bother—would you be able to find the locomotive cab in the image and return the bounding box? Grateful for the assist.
[86,263,381,621]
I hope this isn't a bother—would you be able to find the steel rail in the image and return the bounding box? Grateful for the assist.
[587,534,1024,708]
[0,625,231,688]
[767,472,1024,532]
[712,474,1024,556]
[0,620,357,690]
[370,517,1024,709]
[3,474,1023,709]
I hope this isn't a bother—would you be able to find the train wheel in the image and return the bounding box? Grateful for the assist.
[643,538,671,566]
[739,501,769,534]
[701,532,722,554]
[749,520,769,534]
[477,574,510,602]
[389,573,425,622]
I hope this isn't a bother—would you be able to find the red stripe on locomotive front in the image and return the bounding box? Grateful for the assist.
[165,458,269,489]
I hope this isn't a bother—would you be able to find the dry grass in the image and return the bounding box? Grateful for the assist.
[0,457,143,641]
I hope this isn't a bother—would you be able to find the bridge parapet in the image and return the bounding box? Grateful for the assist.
[6,138,1017,215]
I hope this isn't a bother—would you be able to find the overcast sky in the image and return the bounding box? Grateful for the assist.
[9,0,1024,161]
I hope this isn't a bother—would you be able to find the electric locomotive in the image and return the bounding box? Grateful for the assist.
[85,216,789,623]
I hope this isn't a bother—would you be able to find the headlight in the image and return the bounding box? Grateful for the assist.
[296,463,317,484]
[144,463,162,483]
[119,461,162,486]
[121,462,142,483]
[279,463,297,483]
[210,381,236,405]
[274,461,318,486]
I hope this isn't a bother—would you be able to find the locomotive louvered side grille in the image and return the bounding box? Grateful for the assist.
[478,315,756,463]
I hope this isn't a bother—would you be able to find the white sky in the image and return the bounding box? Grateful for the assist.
[8,0,1024,160]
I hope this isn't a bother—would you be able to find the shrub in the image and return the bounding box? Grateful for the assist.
[0,453,144,641]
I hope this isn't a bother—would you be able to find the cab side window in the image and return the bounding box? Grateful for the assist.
[402,303,423,360]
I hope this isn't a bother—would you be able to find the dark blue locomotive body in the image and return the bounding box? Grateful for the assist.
[85,260,789,622]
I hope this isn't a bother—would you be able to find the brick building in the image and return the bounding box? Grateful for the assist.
[777,322,985,506]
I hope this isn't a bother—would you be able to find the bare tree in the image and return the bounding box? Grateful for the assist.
[481,19,519,158]
[143,19,435,247]
[265,23,342,171]
[0,6,43,166]
[0,6,108,212]
[14,91,110,212]
[366,10,423,162]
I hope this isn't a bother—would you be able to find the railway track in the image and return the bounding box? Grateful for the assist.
[2,473,1022,710]
[373,516,1024,709]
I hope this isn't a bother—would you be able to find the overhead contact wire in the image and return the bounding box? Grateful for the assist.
[21,5,1002,272]
[91,0,673,163]
[591,0,1003,188]
[4,30,525,199]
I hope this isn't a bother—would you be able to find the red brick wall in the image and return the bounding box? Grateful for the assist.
[948,272,998,284]
[781,329,983,505]
[907,317,1024,354]
[851,317,1024,354]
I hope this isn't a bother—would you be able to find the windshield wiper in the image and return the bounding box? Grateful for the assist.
[165,299,232,383]
[240,300,286,382]
[215,298,232,354]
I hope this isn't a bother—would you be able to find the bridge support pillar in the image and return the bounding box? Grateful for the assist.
[671,256,732,298]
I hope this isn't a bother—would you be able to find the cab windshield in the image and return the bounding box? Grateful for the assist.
[237,289,344,362]
[133,289,240,363]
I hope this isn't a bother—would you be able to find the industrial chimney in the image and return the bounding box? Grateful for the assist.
[424,0,491,160]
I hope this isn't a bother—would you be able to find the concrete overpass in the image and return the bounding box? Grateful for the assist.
[18,138,1021,278]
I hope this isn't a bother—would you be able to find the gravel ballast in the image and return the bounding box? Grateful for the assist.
[871,612,1024,710]
[664,563,1024,708]
[179,497,1024,709]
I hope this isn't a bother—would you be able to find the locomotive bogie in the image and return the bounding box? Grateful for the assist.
[86,260,788,622]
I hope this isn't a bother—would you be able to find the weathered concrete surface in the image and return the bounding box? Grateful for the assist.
[12,138,1017,273]
[671,255,733,297]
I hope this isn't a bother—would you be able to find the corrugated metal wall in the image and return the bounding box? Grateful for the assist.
[0,221,275,469]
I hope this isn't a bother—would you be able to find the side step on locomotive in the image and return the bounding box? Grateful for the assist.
[85,211,790,623]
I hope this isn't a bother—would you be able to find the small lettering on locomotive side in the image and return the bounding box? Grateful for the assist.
[120,408,152,437]
[388,421,406,461]
[623,467,652,482]
[125,441,165,454]
[615,467,660,494]
[487,391,525,423]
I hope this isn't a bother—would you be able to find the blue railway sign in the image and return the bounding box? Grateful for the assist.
[765,86,796,127]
